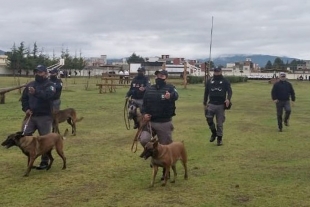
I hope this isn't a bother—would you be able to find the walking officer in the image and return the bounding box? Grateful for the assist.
[271,72,295,132]
[203,67,232,146]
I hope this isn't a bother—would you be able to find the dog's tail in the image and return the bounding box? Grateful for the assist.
[76,117,84,122]
[62,128,69,140]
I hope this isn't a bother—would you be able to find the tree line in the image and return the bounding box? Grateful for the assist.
[263,57,306,71]
[5,42,85,76]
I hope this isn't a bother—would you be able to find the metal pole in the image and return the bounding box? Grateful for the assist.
[208,16,214,81]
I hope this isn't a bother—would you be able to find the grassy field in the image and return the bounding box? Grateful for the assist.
[1,76,310,207]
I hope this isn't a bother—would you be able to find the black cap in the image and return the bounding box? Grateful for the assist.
[154,69,168,77]
[214,67,222,72]
[49,68,58,74]
[34,65,47,72]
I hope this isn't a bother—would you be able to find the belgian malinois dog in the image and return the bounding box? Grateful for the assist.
[1,129,68,177]
[53,108,83,136]
[140,138,188,187]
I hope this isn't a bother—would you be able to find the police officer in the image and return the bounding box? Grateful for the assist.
[126,67,150,129]
[203,67,232,146]
[271,72,295,132]
[140,69,178,180]
[21,65,56,170]
[49,68,63,111]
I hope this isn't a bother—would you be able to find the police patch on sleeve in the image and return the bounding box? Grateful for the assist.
[50,86,55,92]
[174,88,177,92]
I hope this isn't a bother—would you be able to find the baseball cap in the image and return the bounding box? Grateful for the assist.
[154,69,168,77]
[280,72,286,77]
[35,65,47,72]
[49,68,58,74]
[214,67,222,72]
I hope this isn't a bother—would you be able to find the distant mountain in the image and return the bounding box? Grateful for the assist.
[0,50,5,55]
[206,54,299,67]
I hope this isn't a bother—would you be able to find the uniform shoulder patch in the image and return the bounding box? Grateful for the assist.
[50,86,56,92]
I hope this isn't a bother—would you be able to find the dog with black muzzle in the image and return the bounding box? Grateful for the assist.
[140,138,188,187]
[1,129,68,177]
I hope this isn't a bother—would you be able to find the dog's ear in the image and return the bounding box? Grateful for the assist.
[153,139,159,148]
[14,132,25,139]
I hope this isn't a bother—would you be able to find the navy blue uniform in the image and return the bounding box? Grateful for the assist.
[50,78,63,100]
[271,79,295,131]
[126,75,150,99]
[22,79,56,116]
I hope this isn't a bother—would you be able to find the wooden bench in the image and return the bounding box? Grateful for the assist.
[0,84,26,104]
[96,83,130,93]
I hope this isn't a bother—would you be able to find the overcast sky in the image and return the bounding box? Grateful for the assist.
[1,0,309,60]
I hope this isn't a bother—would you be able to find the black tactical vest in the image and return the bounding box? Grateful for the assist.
[144,84,176,121]
[209,78,226,104]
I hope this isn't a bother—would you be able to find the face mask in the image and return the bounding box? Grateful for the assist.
[35,75,45,83]
[155,78,166,87]
[50,76,57,81]
[137,72,144,77]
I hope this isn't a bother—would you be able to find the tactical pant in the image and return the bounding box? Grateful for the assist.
[53,99,61,111]
[22,115,53,165]
[131,99,143,127]
[205,104,226,137]
[276,100,291,129]
[139,121,174,147]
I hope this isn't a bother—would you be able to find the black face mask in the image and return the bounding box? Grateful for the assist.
[155,78,166,87]
[35,75,46,83]
[213,74,222,80]
[50,76,57,81]
[137,72,144,77]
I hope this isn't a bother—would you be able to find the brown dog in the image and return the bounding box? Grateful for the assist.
[140,138,188,187]
[1,129,68,177]
[53,108,83,136]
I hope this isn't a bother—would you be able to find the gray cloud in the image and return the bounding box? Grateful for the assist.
[0,0,309,59]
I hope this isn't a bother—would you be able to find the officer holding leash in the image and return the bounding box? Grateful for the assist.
[203,67,232,146]
[126,67,150,129]
[21,65,56,170]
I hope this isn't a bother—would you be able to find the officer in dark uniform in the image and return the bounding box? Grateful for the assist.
[203,67,232,146]
[271,72,295,132]
[126,67,150,129]
[49,68,63,111]
[21,65,56,170]
[140,69,178,180]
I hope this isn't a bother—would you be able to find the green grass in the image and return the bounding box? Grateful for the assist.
[1,76,310,207]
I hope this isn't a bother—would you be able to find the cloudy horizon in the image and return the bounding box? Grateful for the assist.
[1,0,309,60]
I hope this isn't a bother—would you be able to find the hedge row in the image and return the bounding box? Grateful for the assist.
[187,75,248,84]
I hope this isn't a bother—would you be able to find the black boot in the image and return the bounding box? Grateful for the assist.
[210,129,217,142]
[217,136,223,146]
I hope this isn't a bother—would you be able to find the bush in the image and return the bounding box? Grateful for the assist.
[224,76,248,83]
[187,76,205,84]
[186,75,247,84]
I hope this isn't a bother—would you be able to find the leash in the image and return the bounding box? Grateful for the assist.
[131,117,154,153]
[123,98,131,130]
[22,114,32,135]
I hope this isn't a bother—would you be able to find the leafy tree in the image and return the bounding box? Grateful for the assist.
[272,57,285,70]
[6,43,18,75]
[265,60,272,69]
[127,53,145,63]
[205,61,214,69]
